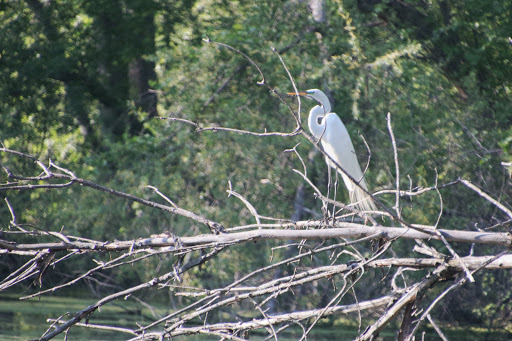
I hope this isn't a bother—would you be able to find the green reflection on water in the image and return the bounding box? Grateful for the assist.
[0,293,509,340]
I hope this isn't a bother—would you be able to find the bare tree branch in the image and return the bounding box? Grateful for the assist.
[387,112,402,220]
[128,296,394,340]
[0,147,224,233]
[3,224,511,254]
[459,178,512,220]
[37,246,226,340]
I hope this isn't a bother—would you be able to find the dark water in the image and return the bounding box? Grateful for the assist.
[0,293,508,340]
[0,293,144,340]
[0,293,366,340]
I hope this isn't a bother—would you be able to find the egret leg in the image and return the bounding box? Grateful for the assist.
[323,165,331,220]
[332,170,339,221]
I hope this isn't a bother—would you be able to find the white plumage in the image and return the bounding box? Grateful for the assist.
[289,89,376,212]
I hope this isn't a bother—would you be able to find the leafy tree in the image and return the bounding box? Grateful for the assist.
[1,0,512,337]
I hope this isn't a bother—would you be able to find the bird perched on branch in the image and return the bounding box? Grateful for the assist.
[288,89,376,212]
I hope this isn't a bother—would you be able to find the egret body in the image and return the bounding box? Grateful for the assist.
[289,89,376,212]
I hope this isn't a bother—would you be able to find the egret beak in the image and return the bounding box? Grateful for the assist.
[287,91,308,96]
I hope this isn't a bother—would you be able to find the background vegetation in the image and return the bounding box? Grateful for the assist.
[1,0,512,336]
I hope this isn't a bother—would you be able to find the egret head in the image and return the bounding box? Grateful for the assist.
[287,89,331,113]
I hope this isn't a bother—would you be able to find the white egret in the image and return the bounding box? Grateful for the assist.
[288,89,376,212]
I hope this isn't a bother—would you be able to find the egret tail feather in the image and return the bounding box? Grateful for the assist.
[349,186,377,213]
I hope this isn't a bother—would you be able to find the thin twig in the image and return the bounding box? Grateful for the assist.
[271,46,302,125]
[373,180,460,196]
[227,181,261,227]
[459,178,512,220]
[5,197,28,232]
[145,185,178,208]
[203,37,265,85]
[359,132,372,179]
[155,116,200,128]
[433,168,443,229]
[426,314,449,341]
[387,112,401,220]
[46,319,137,336]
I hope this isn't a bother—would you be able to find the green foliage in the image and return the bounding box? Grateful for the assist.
[1,0,512,330]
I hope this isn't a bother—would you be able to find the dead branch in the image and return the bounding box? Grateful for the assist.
[2,224,511,254]
[0,147,223,233]
[37,246,225,341]
[1,36,511,341]
[128,296,394,340]
[357,265,449,341]
[387,112,402,220]
[459,178,512,220]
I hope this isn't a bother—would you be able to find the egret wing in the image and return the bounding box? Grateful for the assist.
[320,113,368,191]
